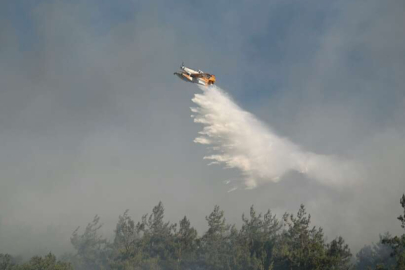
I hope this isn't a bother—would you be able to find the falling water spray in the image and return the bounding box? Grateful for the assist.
[191,85,363,189]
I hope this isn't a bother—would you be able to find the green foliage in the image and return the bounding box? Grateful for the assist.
[175,216,198,269]
[274,205,325,270]
[274,205,351,270]
[70,215,110,270]
[0,254,16,270]
[325,236,352,270]
[8,195,405,270]
[110,203,179,270]
[7,195,405,270]
[379,194,405,270]
[356,233,395,270]
[4,201,372,270]
[198,205,237,270]
[399,195,405,230]
[140,202,177,269]
[239,206,281,269]
[110,210,145,270]
[17,254,71,270]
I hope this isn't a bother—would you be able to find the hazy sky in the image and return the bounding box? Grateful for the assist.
[1,0,404,257]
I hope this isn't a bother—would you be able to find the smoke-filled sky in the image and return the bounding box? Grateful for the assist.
[1,0,405,257]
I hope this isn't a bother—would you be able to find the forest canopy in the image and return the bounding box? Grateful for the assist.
[2,195,405,270]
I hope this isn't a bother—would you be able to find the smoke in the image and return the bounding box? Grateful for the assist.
[191,85,363,189]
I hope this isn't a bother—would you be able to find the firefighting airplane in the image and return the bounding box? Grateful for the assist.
[174,63,216,86]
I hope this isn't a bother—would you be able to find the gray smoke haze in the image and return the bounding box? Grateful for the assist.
[0,0,404,258]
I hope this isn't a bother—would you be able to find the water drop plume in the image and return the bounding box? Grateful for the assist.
[191,85,363,188]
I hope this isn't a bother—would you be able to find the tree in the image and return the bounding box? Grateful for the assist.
[1,201,359,270]
[140,202,177,269]
[356,233,395,270]
[175,216,198,269]
[325,236,352,270]
[70,215,110,270]
[381,194,405,270]
[238,206,282,270]
[110,210,145,270]
[198,205,232,270]
[18,253,72,270]
[0,254,16,270]
[114,210,140,255]
[274,205,326,270]
[274,204,352,270]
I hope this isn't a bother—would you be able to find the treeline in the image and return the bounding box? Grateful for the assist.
[1,195,405,270]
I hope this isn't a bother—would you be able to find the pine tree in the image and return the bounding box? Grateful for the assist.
[141,202,177,269]
[18,253,72,270]
[175,216,198,269]
[381,194,405,270]
[0,254,16,270]
[199,205,232,270]
[239,206,281,270]
[275,205,328,270]
[70,215,110,270]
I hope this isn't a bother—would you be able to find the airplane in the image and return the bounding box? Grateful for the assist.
[174,63,216,86]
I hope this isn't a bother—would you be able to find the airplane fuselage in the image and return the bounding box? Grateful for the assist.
[174,64,216,86]
[174,72,207,85]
